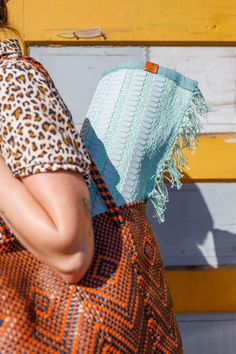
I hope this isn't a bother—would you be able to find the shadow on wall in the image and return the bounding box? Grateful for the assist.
[147,179,236,269]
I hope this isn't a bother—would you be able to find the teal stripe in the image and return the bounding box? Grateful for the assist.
[101,60,198,92]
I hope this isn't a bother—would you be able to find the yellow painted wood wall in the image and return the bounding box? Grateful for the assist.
[8,0,236,44]
[7,0,236,313]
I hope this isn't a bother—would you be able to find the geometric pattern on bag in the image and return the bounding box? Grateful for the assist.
[0,152,183,353]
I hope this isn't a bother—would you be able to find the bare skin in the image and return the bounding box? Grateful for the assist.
[0,155,94,284]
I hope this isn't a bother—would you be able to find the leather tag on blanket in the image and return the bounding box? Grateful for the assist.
[144,61,159,74]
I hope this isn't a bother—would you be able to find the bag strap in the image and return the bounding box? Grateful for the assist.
[87,151,124,227]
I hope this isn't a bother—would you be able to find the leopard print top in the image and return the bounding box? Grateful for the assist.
[0,38,92,188]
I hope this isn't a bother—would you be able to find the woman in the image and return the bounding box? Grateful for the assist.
[0,2,185,353]
[0,0,94,284]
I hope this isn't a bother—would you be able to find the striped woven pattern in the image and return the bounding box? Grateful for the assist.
[0,155,183,353]
[80,68,168,215]
[80,60,211,223]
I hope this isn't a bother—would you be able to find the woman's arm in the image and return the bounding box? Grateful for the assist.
[0,156,94,284]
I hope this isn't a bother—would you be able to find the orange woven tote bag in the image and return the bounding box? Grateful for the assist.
[0,151,183,353]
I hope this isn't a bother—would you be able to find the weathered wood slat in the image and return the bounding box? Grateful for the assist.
[177,312,236,354]
[8,0,236,43]
[166,268,236,312]
[150,46,236,133]
[182,133,236,181]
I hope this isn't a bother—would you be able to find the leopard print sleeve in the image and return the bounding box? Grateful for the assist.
[0,57,92,189]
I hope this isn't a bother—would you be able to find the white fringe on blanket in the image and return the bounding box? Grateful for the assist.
[147,87,212,223]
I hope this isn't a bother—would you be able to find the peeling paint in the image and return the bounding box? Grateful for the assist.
[225,138,236,143]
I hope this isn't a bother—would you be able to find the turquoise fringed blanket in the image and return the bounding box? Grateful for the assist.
[80,60,212,223]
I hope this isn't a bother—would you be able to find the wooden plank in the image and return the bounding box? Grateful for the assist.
[8,0,236,43]
[150,46,236,133]
[182,133,236,181]
[147,183,236,268]
[166,268,236,312]
[176,313,236,354]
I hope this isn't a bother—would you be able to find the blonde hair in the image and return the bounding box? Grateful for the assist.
[0,0,26,55]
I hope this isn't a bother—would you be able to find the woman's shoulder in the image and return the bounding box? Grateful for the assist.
[0,54,52,84]
[21,55,52,80]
